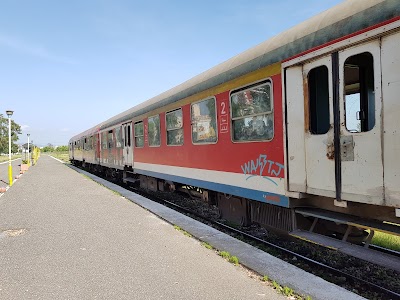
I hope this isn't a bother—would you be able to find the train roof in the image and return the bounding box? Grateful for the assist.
[83,0,399,132]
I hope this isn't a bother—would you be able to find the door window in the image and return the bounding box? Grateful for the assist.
[344,52,375,133]
[308,66,330,134]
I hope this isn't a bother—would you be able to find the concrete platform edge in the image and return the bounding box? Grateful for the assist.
[66,163,366,300]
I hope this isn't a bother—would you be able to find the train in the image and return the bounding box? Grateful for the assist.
[70,0,400,243]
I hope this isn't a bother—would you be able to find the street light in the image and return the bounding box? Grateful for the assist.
[27,133,30,167]
[6,110,13,186]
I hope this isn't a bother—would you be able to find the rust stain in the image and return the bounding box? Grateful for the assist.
[326,143,335,160]
[303,76,310,133]
[265,195,280,202]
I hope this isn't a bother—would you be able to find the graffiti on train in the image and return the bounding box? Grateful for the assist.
[240,154,284,186]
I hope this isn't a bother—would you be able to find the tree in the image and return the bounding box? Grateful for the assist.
[42,143,55,152]
[55,145,68,152]
[0,114,22,154]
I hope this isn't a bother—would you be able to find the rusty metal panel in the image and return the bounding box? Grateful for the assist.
[340,136,354,161]
[382,30,400,207]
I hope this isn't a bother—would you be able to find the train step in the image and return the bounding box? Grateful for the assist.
[290,229,400,273]
[296,207,400,237]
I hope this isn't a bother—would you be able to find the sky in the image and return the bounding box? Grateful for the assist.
[0,0,343,147]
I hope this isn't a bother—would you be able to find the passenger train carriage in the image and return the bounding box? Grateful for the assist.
[70,0,400,240]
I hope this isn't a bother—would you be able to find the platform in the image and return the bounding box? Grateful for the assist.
[0,155,365,300]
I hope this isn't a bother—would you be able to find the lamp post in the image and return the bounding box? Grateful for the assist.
[27,134,30,167]
[6,110,13,186]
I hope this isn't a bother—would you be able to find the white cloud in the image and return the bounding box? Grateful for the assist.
[0,33,78,65]
[20,125,30,130]
[60,128,70,132]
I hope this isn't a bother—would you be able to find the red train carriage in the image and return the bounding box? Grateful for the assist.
[70,0,400,239]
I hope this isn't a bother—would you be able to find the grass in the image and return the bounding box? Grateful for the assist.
[0,154,22,163]
[46,151,69,163]
[173,225,192,237]
[371,230,400,252]
[201,242,213,250]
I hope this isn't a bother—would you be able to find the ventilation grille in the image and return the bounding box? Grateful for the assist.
[250,202,294,232]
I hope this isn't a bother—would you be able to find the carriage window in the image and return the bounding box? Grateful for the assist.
[108,130,114,148]
[166,108,183,146]
[148,115,160,147]
[231,81,273,142]
[308,66,330,134]
[344,52,375,133]
[102,132,107,149]
[115,127,122,148]
[134,122,144,147]
[191,98,217,144]
[127,125,131,147]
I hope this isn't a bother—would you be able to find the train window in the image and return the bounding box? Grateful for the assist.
[230,81,273,142]
[166,108,183,146]
[115,127,122,148]
[148,115,160,147]
[108,130,114,149]
[191,98,217,144]
[102,132,107,149]
[344,52,375,133]
[134,121,144,147]
[308,66,330,134]
[127,125,131,147]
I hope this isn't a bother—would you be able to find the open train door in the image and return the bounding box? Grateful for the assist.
[285,39,383,204]
[122,122,133,166]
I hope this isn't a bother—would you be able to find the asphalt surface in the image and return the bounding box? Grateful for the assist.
[0,155,286,300]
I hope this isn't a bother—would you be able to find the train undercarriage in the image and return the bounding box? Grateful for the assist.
[72,159,400,246]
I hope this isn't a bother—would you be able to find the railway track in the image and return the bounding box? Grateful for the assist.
[126,185,400,300]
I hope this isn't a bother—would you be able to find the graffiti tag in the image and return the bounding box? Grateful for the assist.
[240,154,284,186]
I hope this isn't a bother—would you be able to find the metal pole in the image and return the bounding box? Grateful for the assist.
[6,110,14,186]
[8,115,12,186]
[27,134,30,167]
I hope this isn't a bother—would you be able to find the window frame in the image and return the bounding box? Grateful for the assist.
[343,51,375,134]
[108,130,114,149]
[190,97,218,145]
[134,121,144,148]
[147,114,161,147]
[229,79,274,143]
[165,108,184,146]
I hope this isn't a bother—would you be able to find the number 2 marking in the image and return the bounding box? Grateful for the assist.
[221,102,226,115]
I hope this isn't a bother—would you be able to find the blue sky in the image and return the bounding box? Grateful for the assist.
[0,0,342,147]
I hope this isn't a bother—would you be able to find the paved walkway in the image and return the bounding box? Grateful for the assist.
[0,155,286,300]
[0,155,366,300]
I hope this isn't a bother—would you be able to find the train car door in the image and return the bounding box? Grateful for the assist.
[122,122,133,166]
[286,40,383,204]
[338,41,383,203]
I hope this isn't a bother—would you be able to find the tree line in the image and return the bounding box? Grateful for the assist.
[42,145,68,152]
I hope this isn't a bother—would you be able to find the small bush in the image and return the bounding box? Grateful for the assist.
[262,275,269,282]
[272,280,282,291]
[282,286,293,297]
[229,256,239,265]
[219,251,230,259]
